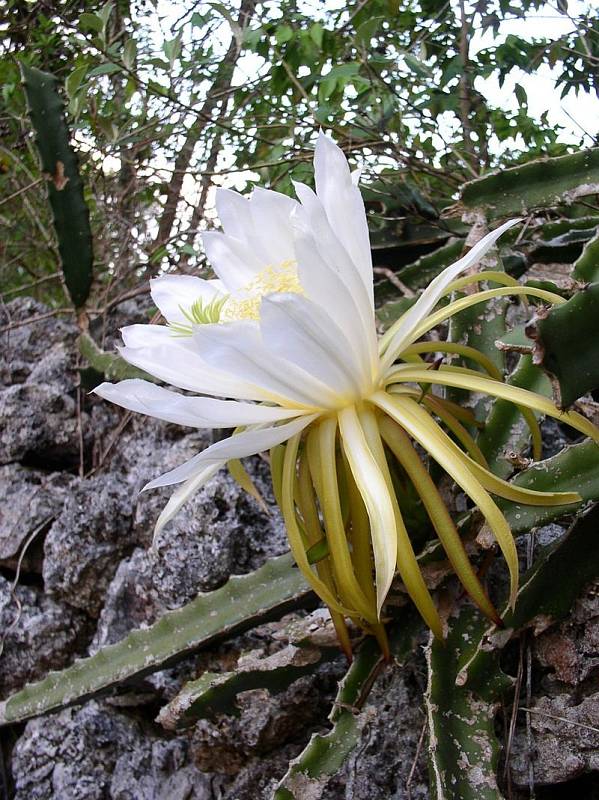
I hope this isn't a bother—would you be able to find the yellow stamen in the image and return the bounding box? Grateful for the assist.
[222,260,303,321]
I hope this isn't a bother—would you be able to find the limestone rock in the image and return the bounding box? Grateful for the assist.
[43,474,135,616]
[0,465,75,564]
[11,701,212,800]
[0,574,90,698]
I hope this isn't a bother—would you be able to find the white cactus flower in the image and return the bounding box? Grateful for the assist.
[95,132,597,656]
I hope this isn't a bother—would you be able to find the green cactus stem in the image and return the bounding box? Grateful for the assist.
[526,283,599,407]
[458,502,599,698]
[426,502,599,799]
[158,639,337,730]
[79,333,156,384]
[0,553,310,727]
[20,63,93,308]
[573,229,599,282]
[460,147,599,218]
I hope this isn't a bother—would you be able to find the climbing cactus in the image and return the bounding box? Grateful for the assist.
[21,64,93,308]
[0,554,309,726]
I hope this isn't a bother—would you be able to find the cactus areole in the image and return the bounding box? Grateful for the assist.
[95,134,599,656]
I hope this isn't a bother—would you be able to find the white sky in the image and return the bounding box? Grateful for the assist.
[472,1,598,147]
[136,0,598,211]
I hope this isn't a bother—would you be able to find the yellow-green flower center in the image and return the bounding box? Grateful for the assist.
[221,260,303,322]
[170,260,303,334]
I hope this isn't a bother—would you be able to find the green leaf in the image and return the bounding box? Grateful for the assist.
[354,16,384,46]
[275,25,294,45]
[65,66,88,99]
[309,22,324,49]
[20,64,93,308]
[163,35,182,68]
[79,12,104,32]
[403,53,431,79]
[460,147,599,218]
[98,2,114,29]
[514,82,527,107]
[0,554,311,727]
[318,75,337,103]
[88,62,122,77]
[528,283,599,407]
[122,39,138,70]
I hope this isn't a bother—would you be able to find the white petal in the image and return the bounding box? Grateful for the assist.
[293,180,374,314]
[215,188,253,240]
[192,321,342,408]
[121,323,180,348]
[210,188,297,287]
[293,224,378,382]
[153,462,223,539]
[118,340,269,401]
[313,132,373,302]
[249,187,297,263]
[202,231,263,292]
[381,218,521,368]
[150,275,225,325]
[94,379,311,428]
[144,413,318,489]
[214,188,270,265]
[260,293,367,397]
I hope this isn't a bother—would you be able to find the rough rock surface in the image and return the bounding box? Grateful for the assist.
[0,299,87,468]
[42,473,136,615]
[508,580,599,790]
[0,574,90,697]
[0,465,75,562]
[11,701,213,800]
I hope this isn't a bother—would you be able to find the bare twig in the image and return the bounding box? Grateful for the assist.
[373,267,416,297]
[0,308,72,334]
[86,411,133,478]
[0,272,61,298]
[525,533,536,798]
[519,707,599,736]
[406,716,427,799]
[503,637,525,780]
[0,515,56,659]
[0,177,44,207]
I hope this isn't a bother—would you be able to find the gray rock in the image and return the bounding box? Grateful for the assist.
[11,701,212,800]
[534,522,567,550]
[43,474,135,616]
[0,382,84,467]
[0,464,75,563]
[0,298,78,388]
[510,693,599,787]
[535,579,599,686]
[0,574,90,698]
[189,667,344,776]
